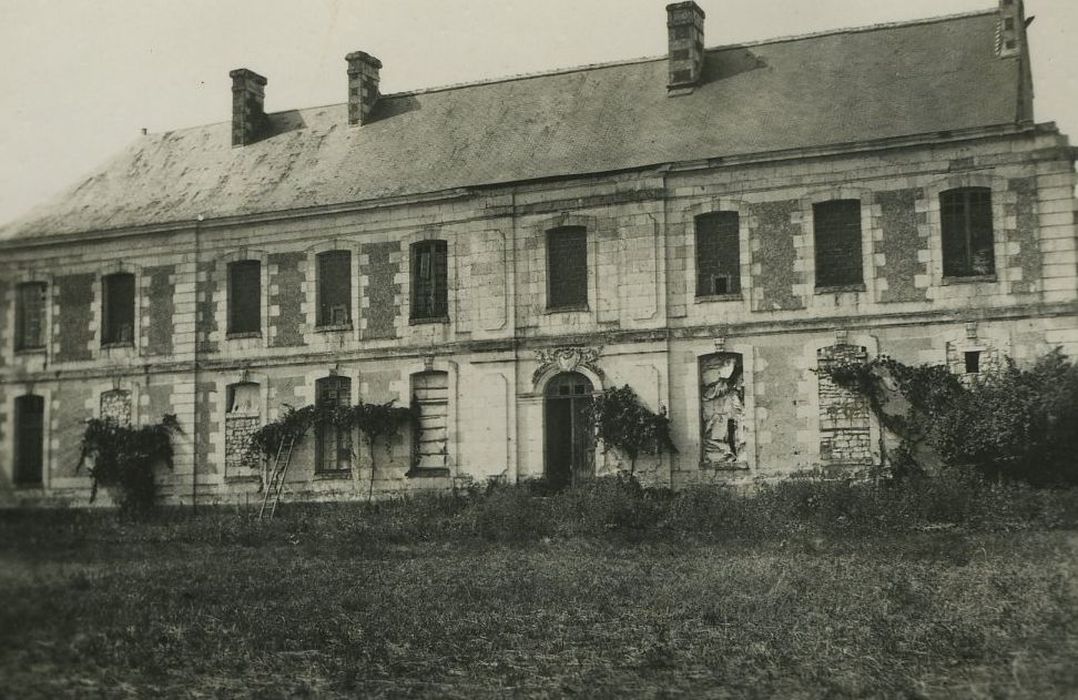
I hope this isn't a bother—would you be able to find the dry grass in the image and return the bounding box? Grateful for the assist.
[1,503,1076,698]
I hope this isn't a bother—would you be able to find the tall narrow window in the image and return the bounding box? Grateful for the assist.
[315,376,352,473]
[410,240,448,321]
[317,251,352,327]
[941,188,995,277]
[546,226,588,310]
[695,212,741,296]
[411,371,449,474]
[228,260,261,335]
[814,200,863,288]
[14,394,44,486]
[15,282,47,351]
[225,382,261,476]
[102,273,135,346]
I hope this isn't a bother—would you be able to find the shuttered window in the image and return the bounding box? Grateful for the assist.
[814,200,863,288]
[15,282,47,350]
[102,273,135,345]
[411,371,449,474]
[317,251,352,327]
[547,227,588,310]
[695,212,741,296]
[315,376,352,472]
[14,394,44,486]
[410,240,448,320]
[941,188,995,277]
[228,260,261,335]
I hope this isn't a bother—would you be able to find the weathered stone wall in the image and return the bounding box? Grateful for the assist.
[54,273,95,363]
[143,265,175,356]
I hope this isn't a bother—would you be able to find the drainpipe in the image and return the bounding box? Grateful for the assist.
[192,214,204,512]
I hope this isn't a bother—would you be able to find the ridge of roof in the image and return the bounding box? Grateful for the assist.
[150,7,1000,136]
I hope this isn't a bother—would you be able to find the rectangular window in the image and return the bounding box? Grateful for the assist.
[15,282,47,351]
[695,212,741,297]
[941,188,995,277]
[228,260,261,335]
[411,371,449,475]
[546,227,588,310]
[410,240,448,321]
[102,273,135,346]
[317,251,352,327]
[14,394,44,486]
[315,376,352,473]
[814,200,864,288]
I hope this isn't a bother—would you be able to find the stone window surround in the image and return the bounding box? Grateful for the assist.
[4,269,54,364]
[682,199,753,311]
[397,357,460,477]
[215,248,270,348]
[921,173,1014,290]
[214,370,270,485]
[296,366,363,480]
[683,341,758,473]
[1,384,53,490]
[400,229,457,331]
[93,261,142,361]
[798,187,879,303]
[303,240,362,346]
[532,213,600,318]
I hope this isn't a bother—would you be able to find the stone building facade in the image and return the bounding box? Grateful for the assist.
[1,1,1076,505]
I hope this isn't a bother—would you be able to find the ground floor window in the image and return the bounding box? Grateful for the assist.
[411,371,449,473]
[14,394,44,486]
[315,376,352,473]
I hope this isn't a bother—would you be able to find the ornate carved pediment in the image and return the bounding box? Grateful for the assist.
[532,345,604,385]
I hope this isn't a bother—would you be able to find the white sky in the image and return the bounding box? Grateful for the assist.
[0,0,1074,226]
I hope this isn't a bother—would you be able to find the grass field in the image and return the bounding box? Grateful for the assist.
[1,495,1076,699]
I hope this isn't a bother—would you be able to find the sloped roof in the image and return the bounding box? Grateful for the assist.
[0,10,1022,240]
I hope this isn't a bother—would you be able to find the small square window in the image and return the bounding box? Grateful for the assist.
[964,351,981,374]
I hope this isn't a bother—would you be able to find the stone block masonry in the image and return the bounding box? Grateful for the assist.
[225,413,260,475]
[55,273,95,362]
[268,252,307,348]
[361,241,401,339]
[750,200,804,312]
[877,188,928,303]
[143,265,175,356]
[817,344,872,468]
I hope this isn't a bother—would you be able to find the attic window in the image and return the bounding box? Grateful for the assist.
[102,273,135,346]
[316,251,352,328]
[228,260,261,336]
[814,200,864,289]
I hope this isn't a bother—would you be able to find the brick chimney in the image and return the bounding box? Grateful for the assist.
[346,51,382,126]
[996,0,1025,57]
[667,1,706,92]
[229,68,268,147]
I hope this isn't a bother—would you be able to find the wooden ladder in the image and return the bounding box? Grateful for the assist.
[258,436,296,519]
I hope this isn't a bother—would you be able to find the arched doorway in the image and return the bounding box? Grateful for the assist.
[544,372,595,490]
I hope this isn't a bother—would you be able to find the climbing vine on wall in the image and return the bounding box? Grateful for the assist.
[76,414,183,518]
[588,385,677,474]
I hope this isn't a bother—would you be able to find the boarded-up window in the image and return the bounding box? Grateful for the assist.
[410,240,448,320]
[547,227,588,309]
[941,188,995,277]
[814,200,863,288]
[411,371,449,473]
[699,353,747,469]
[695,212,741,296]
[317,251,352,327]
[102,273,135,345]
[225,382,261,474]
[14,394,44,486]
[15,282,47,350]
[228,260,261,334]
[315,376,352,472]
[100,389,132,424]
[817,345,872,467]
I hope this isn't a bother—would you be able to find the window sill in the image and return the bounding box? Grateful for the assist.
[226,331,262,340]
[224,474,262,485]
[407,467,451,479]
[101,341,135,350]
[942,274,997,286]
[14,347,46,356]
[13,483,45,491]
[815,284,867,294]
[695,293,743,304]
[409,316,450,326]
[314,469,352,480]
[544,304,590,315]
[315,323,354,333]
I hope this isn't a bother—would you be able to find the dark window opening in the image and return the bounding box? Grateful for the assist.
[315,376,352,473]
[14,394,44,486]
[965,351,981,374]
[102,273,135,346]
[941,188,995,277]
[814,200,863,288]
[228,260,261,335]
[317,251,352,327]
[15,282,47,351]
[695,212,741,296]
[410,240,448,320]
[547,227,588,310]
